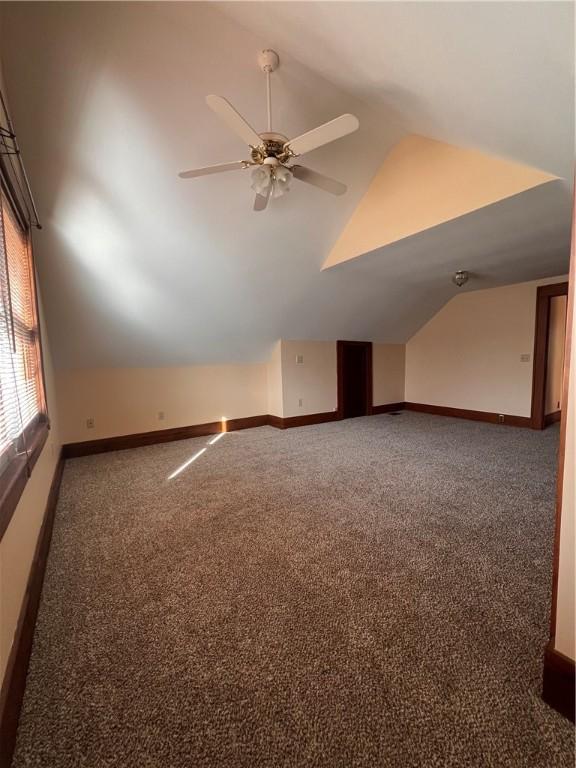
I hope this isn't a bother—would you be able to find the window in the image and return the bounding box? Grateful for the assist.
[0,186,48,537]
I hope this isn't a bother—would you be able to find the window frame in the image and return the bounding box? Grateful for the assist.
[0,172,49,541]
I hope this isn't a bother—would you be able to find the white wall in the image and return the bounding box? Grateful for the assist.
[373,344,405,406]
[57,364,268,443]
[406,276,568,416]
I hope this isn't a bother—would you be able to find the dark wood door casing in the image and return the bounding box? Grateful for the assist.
[531,282,569,430]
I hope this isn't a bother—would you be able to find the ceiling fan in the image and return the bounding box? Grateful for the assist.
[178,49,359,211]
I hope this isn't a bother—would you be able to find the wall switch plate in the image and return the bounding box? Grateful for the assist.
[520,353,531,363]
[86,418,95,429]
[298,398,303,407]
[296,354,304,365]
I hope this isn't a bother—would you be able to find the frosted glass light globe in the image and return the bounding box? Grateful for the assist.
[250,165,272,195]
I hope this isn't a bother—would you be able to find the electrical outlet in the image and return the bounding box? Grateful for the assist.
[298,398,303,407]
[296,354,304,365]
[158,411,165,421]
[520,353,531,363]
[86,417,95,429]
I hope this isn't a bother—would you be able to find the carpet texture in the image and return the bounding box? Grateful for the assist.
[12,413,575,767]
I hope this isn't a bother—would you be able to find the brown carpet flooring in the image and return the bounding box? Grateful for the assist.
[13,413,575,767]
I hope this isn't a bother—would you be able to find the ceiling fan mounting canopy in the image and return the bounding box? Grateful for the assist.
[178,49,359,211]
[258,49,280,73]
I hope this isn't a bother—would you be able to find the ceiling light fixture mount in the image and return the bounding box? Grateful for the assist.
[258,48,280,74]
[178,48,359,211]
[452,270,469,288]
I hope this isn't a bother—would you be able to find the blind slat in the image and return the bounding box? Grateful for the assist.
[0,191,43,466]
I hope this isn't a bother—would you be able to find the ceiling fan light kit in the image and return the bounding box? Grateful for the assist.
[251,163,292,199]
[178,49,359,211]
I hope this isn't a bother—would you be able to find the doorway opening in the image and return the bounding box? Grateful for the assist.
[531,282,569,429]
[337,341,373,419]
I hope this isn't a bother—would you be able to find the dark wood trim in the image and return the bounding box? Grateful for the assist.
[62,415,269,458]
[542,641,575,722]
[64,412,343,451]
[404,402,532,427]
[371,402,406,415]
[282,412,338,428]
[269,411,339,430]
[366,345,373,415]
[531,282,569,430]
[337,340,373,420]
[0,456,27,543]
[0,419,49,542]
[544,410,562,426]
[23,415,50,472]
[0,450,64,768]
[336,343,344,420]
[64,399,541,458]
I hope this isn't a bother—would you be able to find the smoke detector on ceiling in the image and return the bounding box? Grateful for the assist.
[452,270,469,288]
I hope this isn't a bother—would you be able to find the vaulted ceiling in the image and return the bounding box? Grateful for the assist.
[0,1,573,369]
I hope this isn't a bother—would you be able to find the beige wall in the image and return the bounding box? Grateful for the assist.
[279,340,406,418]
[545,295,567,415]
[280,341,337,419]
[373,344,405,406]
[554,257,574,660]
[266,342,283,418]
[555,324,575,659]
[57,363,268,443]
[406,277,568,417]
[57,340,408,435]
[0,299,61,684]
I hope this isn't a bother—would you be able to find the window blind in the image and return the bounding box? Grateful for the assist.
[0,190,44,472]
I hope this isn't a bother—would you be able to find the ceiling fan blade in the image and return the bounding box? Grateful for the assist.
[284,114,359,157]
[178,161,248,179]
[253,187,270,212]
[291,165,347,196]
[206,95,263,148]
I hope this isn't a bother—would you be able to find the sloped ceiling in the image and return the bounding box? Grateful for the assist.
[0,1,573,369]
[325,135,559,269]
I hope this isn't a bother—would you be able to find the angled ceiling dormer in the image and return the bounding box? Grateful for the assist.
[324,135,559,270]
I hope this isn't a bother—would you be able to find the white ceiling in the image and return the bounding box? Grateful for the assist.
[0,1,573,369]
[221,1,575,181]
